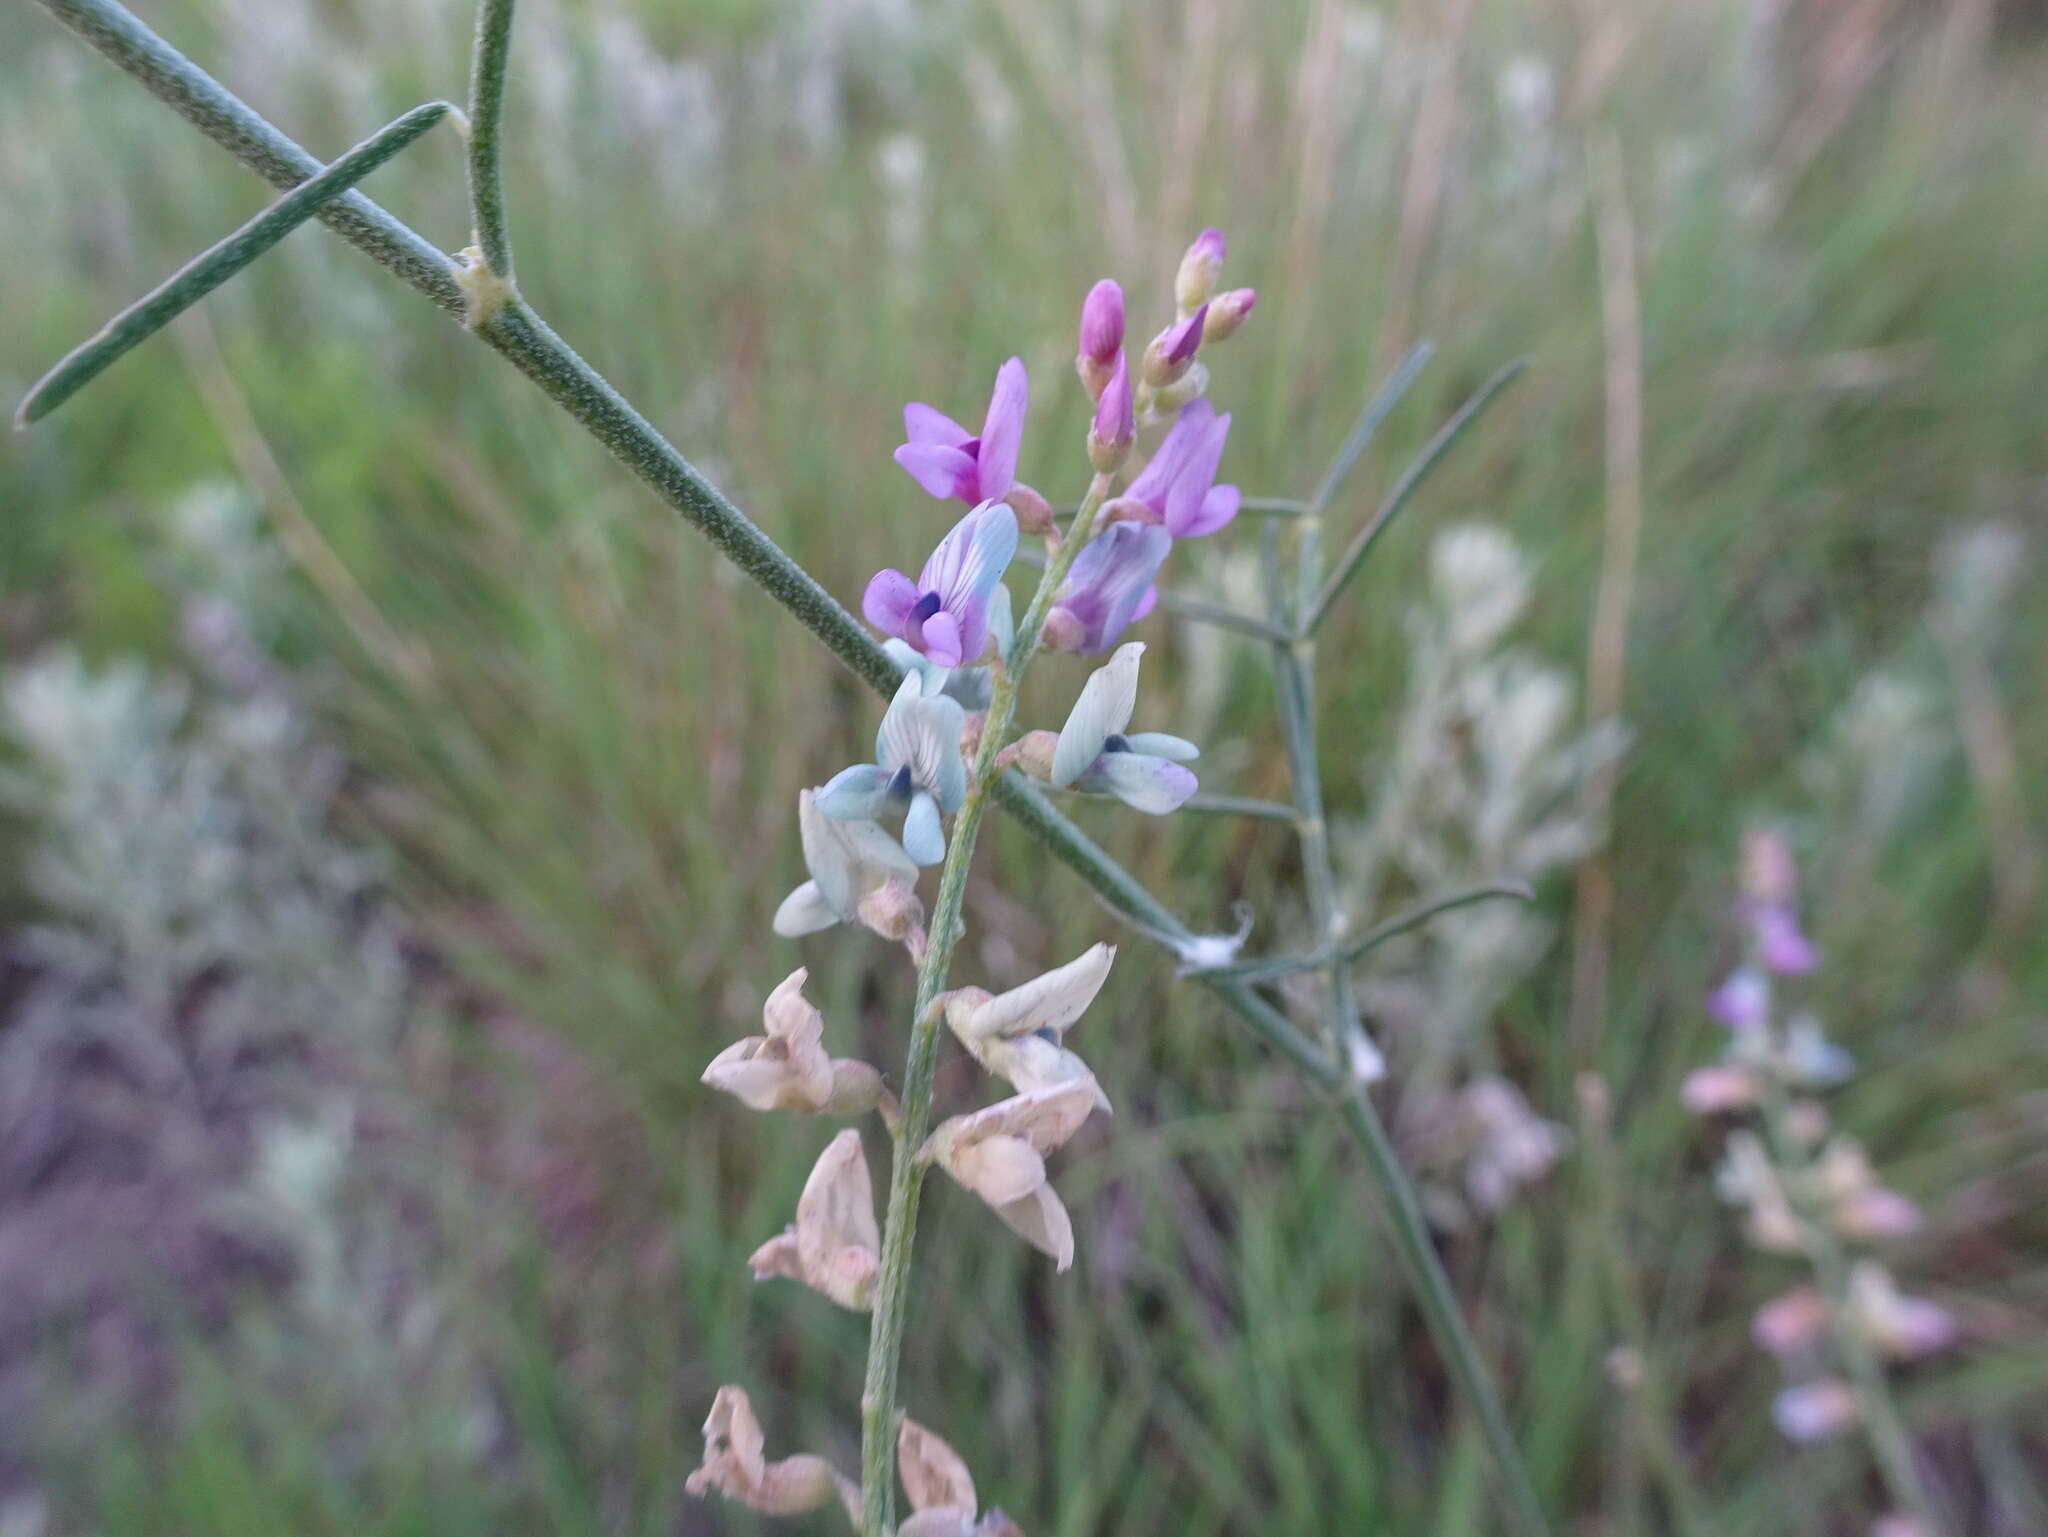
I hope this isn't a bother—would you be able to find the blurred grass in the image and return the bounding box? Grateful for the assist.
[5,0,2047,1532]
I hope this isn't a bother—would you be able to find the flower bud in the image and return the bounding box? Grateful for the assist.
[1087,353,1134,472]
[857,877,925,945]
[1174,227,1227,314]
[1075,279,1124,398]
[1008,729,1059,778]
[1141,306,1207,388]
[1004,483,1055,538]
[1202,287,1256,342]
[1151,360,1210,412]
[1039,606,1087,653]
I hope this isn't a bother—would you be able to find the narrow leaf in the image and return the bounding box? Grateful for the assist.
[1307,341,1436,515]
[1340,880,1536,964]
[17,99,453,426]
[1306,359,1530,633]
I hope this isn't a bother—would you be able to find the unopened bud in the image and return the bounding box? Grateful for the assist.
[1141,306,1206,388]
[1076,279,1125,398]
[857,879,925,944]
[1004,483,1055,538]
[1203,287,1256,342]
[1008,729,1060,778]
[1087,353,1134,471]
[1152,360,1209,412]
[1039,607,1087,653]
[1174,227,1227,314]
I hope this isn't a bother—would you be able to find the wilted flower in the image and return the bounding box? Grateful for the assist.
[1429,522,1532,653]
[1076,279,1124,398]
[895,357,1030,505]
[922,1077,1100,1269]
[944,944,1114,1109]
[1047,642,1198,813]
[1683,1063,1762,1115]
[1845,1261,1957,1361]
[1041,523,1170,655]
[1806,1137,1923,1241]
[686,1385,853,1516]
[774,788,923,939]
[748,1128,883,1310]
[1087,353,1135,472]
[702,968,887,1116]
[818,671,970,865]
[1174,227,1227,313]
[1772,1378,1860,1443]
[1141,306,1207,389]
[1113,397,1240,538]
[895,1420,1025,1537]
[864,501,1020,668]
[1751,1285,1830,1356]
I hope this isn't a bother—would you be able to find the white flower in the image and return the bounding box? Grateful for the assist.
[943,945,1115,1109]
[773,788,921,938]
[1049,643,1198,814]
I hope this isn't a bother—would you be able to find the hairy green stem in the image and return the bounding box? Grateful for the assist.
[464,0,517,281]
[1181,792,1299,822]
[858,478,1111,1535]
[17,99,453,426]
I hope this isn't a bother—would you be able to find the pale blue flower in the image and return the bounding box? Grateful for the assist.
[1049,642,1198,814]
[817,671,967,864]
[773,788,919,937]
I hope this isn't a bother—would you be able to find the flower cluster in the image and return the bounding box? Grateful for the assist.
[1687,831,1956,1530]
[696,228,1256,1530]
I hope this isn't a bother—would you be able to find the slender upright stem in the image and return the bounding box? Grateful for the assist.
[1261,384,1551,1537]
[858,478,1110,1536]
[465,0,517,280]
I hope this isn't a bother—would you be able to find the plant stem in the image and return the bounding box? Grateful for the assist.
[465,0,517,280]
[1262,383,1552,1537]
[857,478,1110,1536]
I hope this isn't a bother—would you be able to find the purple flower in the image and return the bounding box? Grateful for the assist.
[1707,965,1769,1031]
[894,357,1029,504]
[863,501,1019,668]
[1121,397,1240,537]
[1077,280,1124,372]
[1042,523,1169,655]
[1750,904,1818,975]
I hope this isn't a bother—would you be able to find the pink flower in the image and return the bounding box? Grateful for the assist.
[894,357,1029,504]
[1088,352,1134,470]
[1042,523,1169,654]
[1076,279,1124,397]
[1119,397,1240,538]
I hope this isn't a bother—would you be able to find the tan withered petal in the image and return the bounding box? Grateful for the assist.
[898,1513,1025,1537]
[685,1385,847,1516]
[702,968,884,1115]
[921,1078,1100,1270]
[751,1129,882,1310]
[898,1418,978,1514]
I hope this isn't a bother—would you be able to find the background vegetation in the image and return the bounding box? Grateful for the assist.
[3,0,2044,1532]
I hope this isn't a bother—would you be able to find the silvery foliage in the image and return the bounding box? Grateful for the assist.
[0,485,486,1475]
[1335,524,1625,1225]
